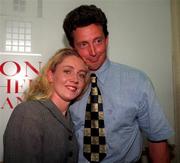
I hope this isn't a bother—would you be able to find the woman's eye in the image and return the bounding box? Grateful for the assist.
[64,70,71,74]
[79,73,86,79]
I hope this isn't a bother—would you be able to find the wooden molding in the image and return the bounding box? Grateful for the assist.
[171,0,180,162]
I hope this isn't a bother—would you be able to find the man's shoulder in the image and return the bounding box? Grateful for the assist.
[110,61,148,79]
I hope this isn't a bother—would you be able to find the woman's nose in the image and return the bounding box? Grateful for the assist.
[71,73,79,83]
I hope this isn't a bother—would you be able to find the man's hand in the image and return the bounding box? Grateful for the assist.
[148,140,170,163]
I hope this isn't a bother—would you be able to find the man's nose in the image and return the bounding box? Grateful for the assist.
[89,45,96,56]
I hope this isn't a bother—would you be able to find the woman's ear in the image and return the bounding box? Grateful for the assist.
[47,70,54,82]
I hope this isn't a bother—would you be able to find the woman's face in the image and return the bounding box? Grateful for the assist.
[48,55,88,104]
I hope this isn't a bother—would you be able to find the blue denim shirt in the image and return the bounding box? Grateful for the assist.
[69,58,173,163]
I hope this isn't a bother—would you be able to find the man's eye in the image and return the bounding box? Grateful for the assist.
[95,38,103,44]
[79,42,88,48]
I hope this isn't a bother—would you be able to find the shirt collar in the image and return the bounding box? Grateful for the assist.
[91,58,110,84]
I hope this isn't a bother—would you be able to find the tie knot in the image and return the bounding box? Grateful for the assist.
[90,73,97,83]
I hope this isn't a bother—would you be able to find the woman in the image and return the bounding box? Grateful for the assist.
[3,48,89,163]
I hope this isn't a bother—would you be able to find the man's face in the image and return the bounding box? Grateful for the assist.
[72,24,108,71]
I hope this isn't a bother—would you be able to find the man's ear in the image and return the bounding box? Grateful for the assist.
[105,36,109,46]
[47,70,54,82]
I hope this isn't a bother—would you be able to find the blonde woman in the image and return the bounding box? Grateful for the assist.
[3,48,89,163]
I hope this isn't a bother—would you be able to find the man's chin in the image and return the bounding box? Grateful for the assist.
[88,66,99,71]
[86,62,101,70]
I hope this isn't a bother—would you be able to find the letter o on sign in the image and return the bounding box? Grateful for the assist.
[0,61,21,76]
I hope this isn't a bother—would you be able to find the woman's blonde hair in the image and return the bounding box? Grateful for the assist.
[23,48,89,101]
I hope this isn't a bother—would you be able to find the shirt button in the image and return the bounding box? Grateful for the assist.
[69,151,73,157]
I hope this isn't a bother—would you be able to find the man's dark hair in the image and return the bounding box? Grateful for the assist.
[63,4,109,47]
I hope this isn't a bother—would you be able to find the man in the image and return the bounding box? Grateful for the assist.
[63,4,173,163]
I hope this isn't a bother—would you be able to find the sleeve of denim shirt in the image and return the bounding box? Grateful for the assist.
[136,75,173,141]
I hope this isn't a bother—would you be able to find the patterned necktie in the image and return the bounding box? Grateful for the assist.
[83,73,107,162]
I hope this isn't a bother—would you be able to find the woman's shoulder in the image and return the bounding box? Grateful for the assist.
[15,100,40,109]
[5,100,45,136]
[12,100,45,117]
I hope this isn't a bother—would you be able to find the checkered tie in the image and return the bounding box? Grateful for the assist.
[83,73,107,162]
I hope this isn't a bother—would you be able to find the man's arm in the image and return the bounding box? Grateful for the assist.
[148,140,170,163]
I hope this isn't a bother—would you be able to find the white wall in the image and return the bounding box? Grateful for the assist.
[0,0,174,161]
